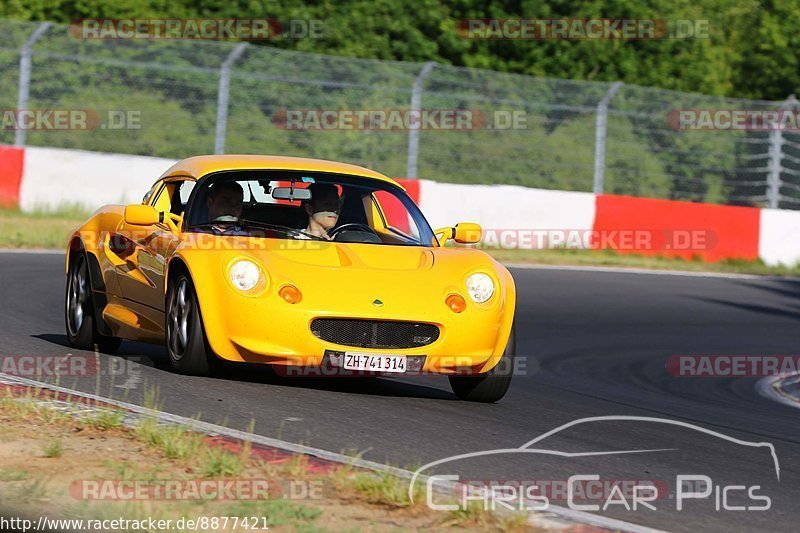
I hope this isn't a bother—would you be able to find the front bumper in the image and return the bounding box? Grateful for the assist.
[198,284,514,375]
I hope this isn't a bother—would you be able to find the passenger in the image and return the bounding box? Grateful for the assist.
[301,183,341,240]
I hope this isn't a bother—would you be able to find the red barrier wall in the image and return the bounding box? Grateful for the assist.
[382,179,421,233]
[594,194,760,262]
[394,178,421,204]
[0,145,24,208]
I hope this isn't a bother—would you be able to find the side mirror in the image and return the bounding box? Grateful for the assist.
[124,204,160,226]
[454,222,482,244]
[434,222,482,246]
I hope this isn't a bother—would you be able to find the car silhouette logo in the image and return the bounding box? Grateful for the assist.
[373,299,384,307]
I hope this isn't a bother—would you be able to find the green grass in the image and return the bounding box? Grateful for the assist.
[350,471,419,508]
[41,438,65,458]
[0,207,87,249]
[225,500,323,529]
[135,417,205,460]
[0,468,29,481]
[197,445,248,478]
[86,409,125,430]
[446,501,530,530]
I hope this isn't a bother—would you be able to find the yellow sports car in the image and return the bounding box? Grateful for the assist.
[65,155,516,402]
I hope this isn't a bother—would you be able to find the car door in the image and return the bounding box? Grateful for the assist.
[113,178,194,311]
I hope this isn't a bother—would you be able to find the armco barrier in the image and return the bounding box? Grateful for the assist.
[759,208,800,267]
[19,146,174,211]
[417,180,596,242]
[0,145,24,207]
[594,194,761,262]
[0,145,796,267]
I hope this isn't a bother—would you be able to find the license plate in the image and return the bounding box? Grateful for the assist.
[343,352,407,373]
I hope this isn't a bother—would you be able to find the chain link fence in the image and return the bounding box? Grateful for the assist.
[1,19,799,209]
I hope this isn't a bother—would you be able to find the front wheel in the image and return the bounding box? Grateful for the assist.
[165,274,215,376]
[65,253,122,353]
[449,325,515,403]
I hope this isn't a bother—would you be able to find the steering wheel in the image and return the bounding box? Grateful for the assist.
[328,223,379,239]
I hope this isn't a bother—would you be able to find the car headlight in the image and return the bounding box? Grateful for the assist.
[229,259,261,291]
[466,273,494,303]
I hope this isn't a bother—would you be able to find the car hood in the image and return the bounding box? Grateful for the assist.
[178,236,504,281]
[267,240,436,271]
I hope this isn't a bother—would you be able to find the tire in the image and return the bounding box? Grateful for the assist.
[65,253,122,353]
[449,324,515,403]
[165,273,215,376]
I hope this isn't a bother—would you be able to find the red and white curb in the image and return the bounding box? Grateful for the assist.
[2,144,800,267]
[0,371,664,533]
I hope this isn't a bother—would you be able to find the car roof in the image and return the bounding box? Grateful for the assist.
[159,155,404,189]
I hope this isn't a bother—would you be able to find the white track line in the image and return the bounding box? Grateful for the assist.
[756,372,800,410]
[0,248,64,255]
[506,262,800,281]
[0,372,664,533]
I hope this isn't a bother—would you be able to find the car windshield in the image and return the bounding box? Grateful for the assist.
[186,170,435,247]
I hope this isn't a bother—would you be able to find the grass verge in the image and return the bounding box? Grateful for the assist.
[0,207,87,249]
[0,386,534,532]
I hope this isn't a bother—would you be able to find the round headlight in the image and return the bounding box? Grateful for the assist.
[229,259,261,291]
[466,273,495,303]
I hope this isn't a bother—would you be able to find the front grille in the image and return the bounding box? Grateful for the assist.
[310,318,440,349]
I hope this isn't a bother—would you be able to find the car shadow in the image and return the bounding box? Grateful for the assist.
[31,333,172,370]
[213,362,457,400]
[30,333,456,400]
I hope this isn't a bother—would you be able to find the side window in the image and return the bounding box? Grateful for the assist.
[171,181,195,216]
[372,190,420,239]
[142,181,163,205]
[150,180,195,216]
[151,182,174,213]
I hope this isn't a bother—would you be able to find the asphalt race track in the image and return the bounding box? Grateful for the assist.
[1,252,799,532]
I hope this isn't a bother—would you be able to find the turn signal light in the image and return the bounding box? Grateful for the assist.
[279,284,302,304]
[446,294,466,313]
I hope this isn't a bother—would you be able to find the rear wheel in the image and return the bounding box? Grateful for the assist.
[449,325,515,403]
[166,274,215,376]
[65,253,122,353]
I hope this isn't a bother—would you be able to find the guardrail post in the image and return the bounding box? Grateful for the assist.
[593,81,624,194]
[406,61,436,179]
[767,96,798,209]
[15,22,52,147]
[214,43,248,155]
[767,128,784,209]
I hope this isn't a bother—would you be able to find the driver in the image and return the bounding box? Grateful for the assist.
[302,183,341,240]
[207,181,244,222]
